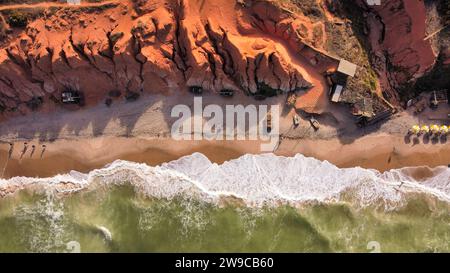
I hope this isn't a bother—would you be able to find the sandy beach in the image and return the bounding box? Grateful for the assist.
[0,92,449,179]
[1,133,449,179]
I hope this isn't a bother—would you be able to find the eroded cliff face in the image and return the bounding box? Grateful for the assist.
[0,0,339,117]
[364,0,444,100]
[0,0,447,119]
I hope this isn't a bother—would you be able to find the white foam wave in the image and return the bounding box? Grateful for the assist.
[1,153,449,209]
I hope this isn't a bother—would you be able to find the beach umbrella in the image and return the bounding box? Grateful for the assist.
[430,124,440,134]
[440,125,448,135]
[420,125,430,134]
[410,125,420,135]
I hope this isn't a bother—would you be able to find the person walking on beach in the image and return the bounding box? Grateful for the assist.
[20,142,28,159]
[8,143,13,159]
[30,145,36,158]
[2,143,14,178]
[40,144,47,158]
[396,181,405,192]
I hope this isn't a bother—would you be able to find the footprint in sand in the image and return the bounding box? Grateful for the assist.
[40,145,47,158]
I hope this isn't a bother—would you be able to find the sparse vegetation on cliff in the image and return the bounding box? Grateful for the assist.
[275,0,387,115]
[5,10,28,27]
[437,0,450,47]
[325,1,386,113]
[409,58,450,99]
[276,0,325,21]
[0,0,445,119]
[26,96,43,111]
[439,0,450,24]
[0,14,8,39]
[402,0,450,101]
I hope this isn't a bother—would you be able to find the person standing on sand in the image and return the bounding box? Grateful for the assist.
[40,144,47,158]
[30,145,36,158]
[20,142,28,159]
[2,143,14,178]
[8,143,13,159]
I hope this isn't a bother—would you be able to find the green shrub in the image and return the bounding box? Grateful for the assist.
[256,82,280,97]
[7,11,28,28]
[26,97,43,111]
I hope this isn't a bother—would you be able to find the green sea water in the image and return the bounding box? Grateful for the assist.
[0,185,448,253]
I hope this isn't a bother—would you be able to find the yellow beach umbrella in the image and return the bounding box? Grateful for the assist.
[410,125,420,135]
[430,124,440,134]
[440,125,448,135]
[420,125,430,134]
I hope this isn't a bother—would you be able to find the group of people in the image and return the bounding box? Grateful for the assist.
[8,142,47,159]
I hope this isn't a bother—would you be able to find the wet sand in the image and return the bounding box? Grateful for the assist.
[1,133,449,179]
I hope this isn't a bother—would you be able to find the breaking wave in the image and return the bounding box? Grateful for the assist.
[1,153,449,210]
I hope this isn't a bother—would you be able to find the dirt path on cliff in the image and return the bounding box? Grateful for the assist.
[247,33,332,113]
[0,0,120,11]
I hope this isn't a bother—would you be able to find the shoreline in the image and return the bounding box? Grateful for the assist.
[0,91,448,179]
[1,133,449,179]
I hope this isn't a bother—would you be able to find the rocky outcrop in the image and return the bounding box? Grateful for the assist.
[0,0,336,118]
[364,0,437,101]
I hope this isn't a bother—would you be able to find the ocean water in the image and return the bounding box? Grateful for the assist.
[0,153,448,252]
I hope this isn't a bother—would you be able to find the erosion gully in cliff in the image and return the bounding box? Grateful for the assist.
[0,0,341,118]
[361,0,449,102]
[0,0,447,122]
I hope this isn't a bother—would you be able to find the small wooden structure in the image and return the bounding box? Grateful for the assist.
[330,84,344,103]
[67,0,81,5]
[429,90,449,108]
[327,59,358,103]
[356,109,393,127]
[337,59,358,77]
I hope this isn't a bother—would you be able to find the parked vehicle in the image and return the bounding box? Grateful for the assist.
[310,117,320,130]
[220,89,234,97]
[293,114,300,127]
[189,86,203,95]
